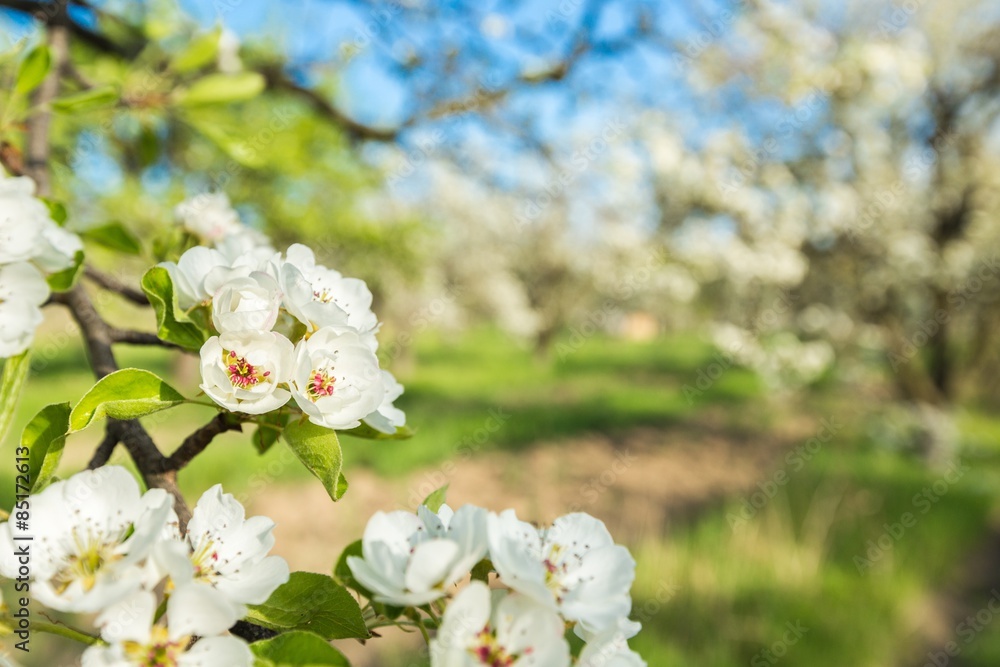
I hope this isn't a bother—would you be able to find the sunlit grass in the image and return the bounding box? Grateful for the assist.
[6,323,1000,665]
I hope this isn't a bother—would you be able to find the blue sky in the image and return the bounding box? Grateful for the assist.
[0,0,828,214]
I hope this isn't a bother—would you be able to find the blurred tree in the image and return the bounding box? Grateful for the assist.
[644,0,1000,459]
[0,0,674,345]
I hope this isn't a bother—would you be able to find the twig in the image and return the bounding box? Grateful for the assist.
[84,267,149,305]
[87,428,118,468]
[258,65,401,142]
[34,619,102,646]
[50,285,191,526]
[24,7,68,196]
[109,328,186,351]
[167,412,242,470]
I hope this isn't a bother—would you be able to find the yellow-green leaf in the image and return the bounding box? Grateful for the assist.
[70,368,186,431]
[283,420,345,501]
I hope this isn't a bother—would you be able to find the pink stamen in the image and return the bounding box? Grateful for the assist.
[309,370,336,399]
[225,350,264,388]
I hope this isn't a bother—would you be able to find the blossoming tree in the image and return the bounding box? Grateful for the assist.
[644,0,1000,457]
[0,6,646,667]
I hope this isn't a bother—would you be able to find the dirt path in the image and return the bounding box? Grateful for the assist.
[248,415,816,665]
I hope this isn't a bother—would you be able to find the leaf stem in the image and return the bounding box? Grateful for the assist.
[35,620,102,646]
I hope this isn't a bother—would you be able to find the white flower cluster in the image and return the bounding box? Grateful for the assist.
[0,466,288,666]
[0,175,83,358]
[348,504,645,666]
[163,194,405,432]
[711,323,835,391]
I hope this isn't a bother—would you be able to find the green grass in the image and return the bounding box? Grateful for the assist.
[5,326,1000,666]
[348,329,752,475]
[630,442,1000,666]
[3,327,754,498]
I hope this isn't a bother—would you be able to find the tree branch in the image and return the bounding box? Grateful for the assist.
[24,6,67,196]
[51,285,192,525]
[109,328,187,351]
[83,266,149,305]
[87,428,118,469]
[258,65,402,142]
[166,412,242,471]
[0,0,137,57]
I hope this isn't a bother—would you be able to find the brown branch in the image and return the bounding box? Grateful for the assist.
[167,412,242,471]
[0,142,25,176]
[87,428,118,469]
[51,285,191,525]
[109,328,187,351]
[0,1,136,57]
[83,266,149,305]
[49,286,117,376]
[258,65,402,141]
[24,10,67,196]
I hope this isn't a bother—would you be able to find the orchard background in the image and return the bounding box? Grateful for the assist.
[3,0,1000,665]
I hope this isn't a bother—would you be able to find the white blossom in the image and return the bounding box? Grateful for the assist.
[363,370,407,434]
[217,28,243,74]
[214,230,278,270]
[430,581,570,667]
[175,193,243,243]
[211,272,282,333]
[199,331,294,414]
[0,261,50,358]
[160,247,228,310]
[0,176,49,263]
[288,327,384,430]
[348,504,488,607]
[487,510,636,635]
[279,244,379,340]
[0,467,174,613]
[152,484,289,621]
[34,219,84,273]
[82,586,252,667]
[577,618,646,667]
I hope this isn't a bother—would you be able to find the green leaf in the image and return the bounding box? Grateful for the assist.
[421,483,449,513]
[81,222,142,255]
[250,630,350,667]
[171,28,221,73]
[136,125,160,167]
[253,411,290,454]
[52,86,118,113]
[332,540,364,591]
[470,559,494,583]
[180,113,264,168]
[282,420,345,502]
[339,422,414,441]
[246,572,369,640]
[42,198,67,225]
[174,72,266,106]
[140,266,210,351]
[0,351,32,446]
[15,45,51,96]
[46,250,85,292]
[70,368,186,432]
[22,403,70,492]
[331,540,403,620]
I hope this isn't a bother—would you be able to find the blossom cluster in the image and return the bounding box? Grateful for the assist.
[0,466,288,665]
[348,503,646,666]
[0,176,83,358]
[164,194,405,433]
